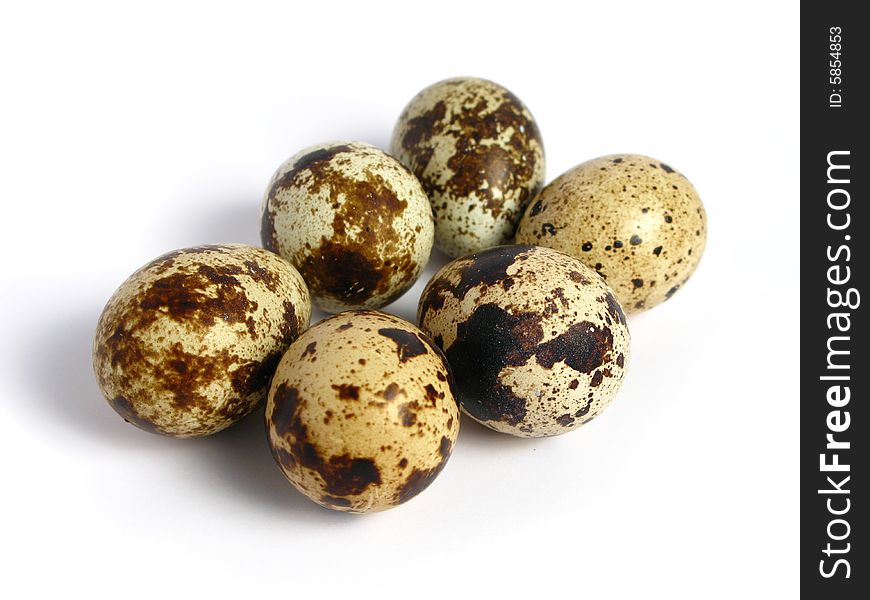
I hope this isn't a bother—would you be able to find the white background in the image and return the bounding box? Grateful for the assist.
[0,1,799,598]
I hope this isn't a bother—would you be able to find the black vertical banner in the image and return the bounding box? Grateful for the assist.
[802,4,867,597]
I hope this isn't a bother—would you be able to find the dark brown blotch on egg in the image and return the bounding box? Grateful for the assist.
[261,143,434,313]
[418,245,630,437]
[391,78,545,258]
[265,310,459,512]
[93,244,311,437]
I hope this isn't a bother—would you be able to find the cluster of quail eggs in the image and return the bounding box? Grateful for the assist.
[94,77,707,513]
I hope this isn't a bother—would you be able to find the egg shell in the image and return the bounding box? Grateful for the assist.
[261,141,434,313]
[515,154,707,312]
[265,310,460,513]
[391,77,545,258]
[417,245,630,438]
[93,244,311,437]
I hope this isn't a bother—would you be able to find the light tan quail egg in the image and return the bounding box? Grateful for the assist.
[391,77,545,258]
[417,245,630,438]
[93,244,311,437]
[261,141,434,313]
[265,310,459,513]
[515,154,707,312]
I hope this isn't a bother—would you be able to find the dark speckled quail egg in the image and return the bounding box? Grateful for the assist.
[266,310,459,513]
[93,244,311,437]
[261,141,434,313]
[515,154,707,312]
[391,77,545,258]
[417,245,630,438]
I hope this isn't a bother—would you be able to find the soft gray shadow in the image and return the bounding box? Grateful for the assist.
[168,196,262,248]
[197,407,358,521]
[309,305,331,326]
[455,415,543,452]
[20,306,356,518]
[19,306,162,449]
[304,122,391,153]
[385,246,452,323]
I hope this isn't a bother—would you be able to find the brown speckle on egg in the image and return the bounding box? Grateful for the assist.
[261,142,434,313]
[515,154,707,312]
[265,311,459,513]
[417,245,630,438]
[93,244,312,437]
[391,78,545,258]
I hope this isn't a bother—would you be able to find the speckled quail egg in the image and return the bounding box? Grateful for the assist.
[261,141,434,313]
[266,310,459,513]
[515,154,707,312]
[93,244,311,438]
[391,77,545,258]
[417,245,630,438]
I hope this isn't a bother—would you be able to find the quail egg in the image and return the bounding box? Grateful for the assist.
[93,244,311,437]
[266,310,459,513]
[261,141,434,312]
[391,77,545,258]
[515,154,707,312]
[418,245,630,438]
